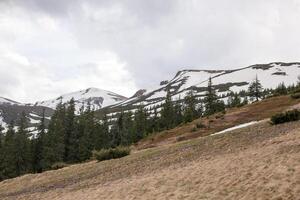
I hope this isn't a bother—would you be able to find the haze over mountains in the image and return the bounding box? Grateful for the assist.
[1,62,300,133]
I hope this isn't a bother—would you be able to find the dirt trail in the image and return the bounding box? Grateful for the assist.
[0,119,300,200]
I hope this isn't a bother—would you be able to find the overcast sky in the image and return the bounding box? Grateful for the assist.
[1,0,300,103]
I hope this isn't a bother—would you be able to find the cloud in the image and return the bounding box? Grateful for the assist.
[1,0,300,102]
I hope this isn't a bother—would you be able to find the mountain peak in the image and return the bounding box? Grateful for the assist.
[33,87,128,112]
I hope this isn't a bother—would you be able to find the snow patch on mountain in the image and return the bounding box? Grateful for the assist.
[0,97,21,105]
[0,113,8,132]
[111,62,300,111]
[33,87,128,112]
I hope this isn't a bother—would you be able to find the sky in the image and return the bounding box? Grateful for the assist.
[1,0,300,103]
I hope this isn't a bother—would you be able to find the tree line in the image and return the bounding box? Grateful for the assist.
[0,76,297,181]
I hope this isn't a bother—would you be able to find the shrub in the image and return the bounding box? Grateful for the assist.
[215,114,224,119]
[51,162,69,170]
[196,122,206,129]
[93,147,130,162]
[191,126,197,132]
[291,92,300,99]
[270,109,300,125]
[176,136,186,142]
[292,87,300,94]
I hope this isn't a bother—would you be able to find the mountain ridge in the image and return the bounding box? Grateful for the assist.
[1,62,300,132]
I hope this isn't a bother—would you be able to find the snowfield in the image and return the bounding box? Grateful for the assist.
[32,87,128,113]
[116,62,300,110]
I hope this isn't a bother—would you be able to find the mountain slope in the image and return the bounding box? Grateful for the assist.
[0,97,21,106]
[0,103,54,132]
[107,62,300,113]
[0,95,299,199]
[33,87,128,113]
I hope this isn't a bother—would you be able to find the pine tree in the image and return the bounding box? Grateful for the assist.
[14,112,32,176]
[231,93,242,107]
[160,90,175,129]
[64,98,78,163]
[174,100,183,125]
[100,113,111,149]
[196,101,204,118]
[204,77,220,115]
[242,96,249,106]
[275,82,287,95]
[248,75,263,101]
[32,109,46,173]
[42,102,66,169]
[133,105,148,142]
[3,121,17,179]
[183,91,197,123]
[0,124,4,180]
[148,106,160,133]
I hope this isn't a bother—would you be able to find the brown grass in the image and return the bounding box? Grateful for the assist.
[0,117,300,199]
[135,95,300,149]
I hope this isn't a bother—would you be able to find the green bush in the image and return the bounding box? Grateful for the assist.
[51,162,69,170]
[292,87,300,94]
[93,147,130,162]
[270,109,300,125]
[196,122,206,129]
[190,126,197,132]
[291,92,300,99]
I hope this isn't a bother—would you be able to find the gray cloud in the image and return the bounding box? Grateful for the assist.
[1,0,300,102]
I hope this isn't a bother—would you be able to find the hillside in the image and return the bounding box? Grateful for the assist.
[0,95,299,200]
[136,95,300,149]
[104,62,300,116]
[0,103,54,133]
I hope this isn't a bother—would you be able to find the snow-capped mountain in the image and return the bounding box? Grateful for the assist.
[32,87,128,113]
[1,62,300,133]
[0,97,21,106]
[0,102,54,133]
[108,62,300,113]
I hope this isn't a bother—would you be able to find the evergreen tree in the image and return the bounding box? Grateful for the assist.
[3,121,17,179]
[248,75,263,101]
[32,109,46,173]
[76,105,91,161]
[133,105,148,142]
[275,82,287,95]
[148,106,160,133]
[14,112,32,176]
[100,113,111,149]
[183,91,197,123]
[203,77,224,115]
[231,93,242,107]
[118,111,134,145]
[242,96,249,106]
[0,124,4,180]
[174,101,183,125]
[42,102,66,169]
[64,98,78,163]
[196,101,204,118]
[160,91,175,129]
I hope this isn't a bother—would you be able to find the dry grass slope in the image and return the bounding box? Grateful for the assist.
[0,95,300,200]
[136,95,300,149]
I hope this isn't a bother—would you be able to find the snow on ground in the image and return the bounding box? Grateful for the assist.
[34,87,127,112]
[0,115,8,132]
[212,121,262,136]
[0,97,21,105]
[29,113,42,118]
[29,117,40,124]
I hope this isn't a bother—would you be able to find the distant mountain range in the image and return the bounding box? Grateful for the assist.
[1,62,300,133]
[0,88,127,132]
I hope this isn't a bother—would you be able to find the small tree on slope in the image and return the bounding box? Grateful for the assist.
[248,75,263,102]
